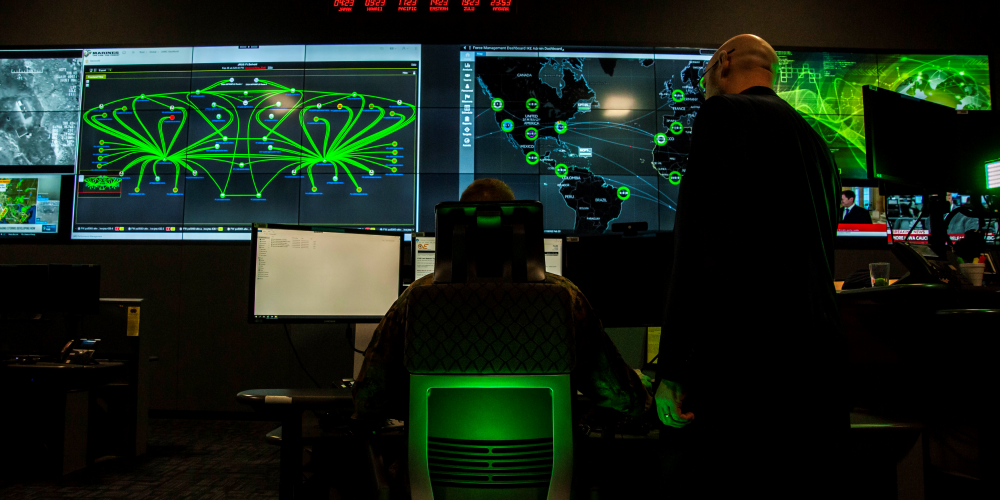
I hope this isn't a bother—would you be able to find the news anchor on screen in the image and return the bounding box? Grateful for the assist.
[840,190,872,224]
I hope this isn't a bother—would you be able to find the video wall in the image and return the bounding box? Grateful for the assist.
[0,44,990,240]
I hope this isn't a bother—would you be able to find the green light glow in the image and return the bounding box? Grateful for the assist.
[774,52,990,179]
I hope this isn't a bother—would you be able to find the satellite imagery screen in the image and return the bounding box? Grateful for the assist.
[0,55,82,169]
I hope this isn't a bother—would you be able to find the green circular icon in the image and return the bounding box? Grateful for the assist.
[392,141,398,147]
[491,98,504,112]
[155,176,161,181]
[501,119,515,132]
[269,113,274,119]
[526,98,540,112]
[554,121,568,134]
[391,167,397,172]
[243,91,248,95]
[670,121,684,135]
[555,164,568,178]
[99,140,104,145]
[654,133,668,146]
[526,152,540,165]
[668,171,682,185]
[256,193,261,198]
[525,127,539,141]
[672,90,685,102]
[134,187,140,193]
[617,186,630,200]
[222,136,228,141]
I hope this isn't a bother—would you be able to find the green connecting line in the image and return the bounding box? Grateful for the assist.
[82,81,415,197]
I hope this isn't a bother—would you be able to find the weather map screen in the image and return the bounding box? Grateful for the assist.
[72,45,420,240]
[462,47,711,234]
[0,175,64,238]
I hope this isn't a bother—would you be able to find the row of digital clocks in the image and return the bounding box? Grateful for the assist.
[332,0,516,12]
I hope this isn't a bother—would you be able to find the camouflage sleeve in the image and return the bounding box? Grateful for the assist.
[551,274,653,416]
[352,276,433,422]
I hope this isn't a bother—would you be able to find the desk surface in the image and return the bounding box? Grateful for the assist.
[237,388,353,410]
[6,361,124,370]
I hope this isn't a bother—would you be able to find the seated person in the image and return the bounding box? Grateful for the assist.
[353,178,652,424]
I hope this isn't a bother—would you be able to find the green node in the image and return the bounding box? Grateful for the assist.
[392,150,398,155]
[317,103,322,109]
[269,113,274,119]
[369,104,375,109]
[669,122,684,135]
[140,94,145,99]
[102,113,107,118]
[390,111,395,116]
[555,163,568,178]
[192,170,198,176]
[314,116,319,122]
[501,119,515,132]
[391,167,397,173]
[392,141,398,147]
[525,127,539,141]
[216,114,221,119]
[215,144,220,149]
[263,135,268,141]
[99,140,104,145]
[291,88,295,93]
[672,89,685,103]
[99,104,104,109]
[491,98,505,112]
[99,148,104,152]
[196,90,200,94]
[221,193,225,198]
[172,188,178,193]
[369,170,374,175]
[212,102,217,107]
[554,121,568,134]
[525,152,540,165]
[223,136,228,141]
[169,105,174,111]
[292,170,297,175]
[268,145,273,150]
[333,176,338,181]
[352,92,357,97]
[526,98,539,112]
[312,187,317,192]
[155,176,161,181]
[256,193,261,198]
[668,172,682,185]
[239,163,244,167]
[276,101,281,107]
[356,187,362,193]
[134,187,140,193]
[121,106,127,111]
[655,133,668,146]
[617,186,631,201]
[391,158,397,164]
[98,156,103,161]
[243,91,248,95]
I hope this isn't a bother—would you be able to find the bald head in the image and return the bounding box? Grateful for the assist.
[702,34,779,99]
[460,178,516,202]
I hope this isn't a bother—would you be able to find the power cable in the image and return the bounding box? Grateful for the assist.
[283,323,321,388]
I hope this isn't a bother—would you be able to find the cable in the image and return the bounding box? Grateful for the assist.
[347,324,366,355]
[283,323,321,388]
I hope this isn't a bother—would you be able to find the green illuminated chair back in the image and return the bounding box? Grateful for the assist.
[403,200,574,500]
[405,283,575,500]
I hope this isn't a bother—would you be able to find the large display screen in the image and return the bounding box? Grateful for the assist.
[0,44,991,240]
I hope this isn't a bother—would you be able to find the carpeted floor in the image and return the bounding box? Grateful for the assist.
[0,419,282,500]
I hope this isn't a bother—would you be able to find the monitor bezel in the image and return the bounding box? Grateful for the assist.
[248,222,404,324]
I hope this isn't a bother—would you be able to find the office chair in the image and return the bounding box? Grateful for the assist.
[404,201,575,500]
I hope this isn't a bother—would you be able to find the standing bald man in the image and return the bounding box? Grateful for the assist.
[654,35,845,497]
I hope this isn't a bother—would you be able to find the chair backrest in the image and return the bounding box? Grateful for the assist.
[405,282,575,500]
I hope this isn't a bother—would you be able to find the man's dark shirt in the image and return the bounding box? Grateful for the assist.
[354,273,651,423]
[841,205,873,224]
[658,86,843,419]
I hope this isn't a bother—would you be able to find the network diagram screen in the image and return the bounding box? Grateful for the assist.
[72,45,421,240]
[0,44,991,240]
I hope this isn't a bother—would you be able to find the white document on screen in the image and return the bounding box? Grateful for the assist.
[254,229,399,317]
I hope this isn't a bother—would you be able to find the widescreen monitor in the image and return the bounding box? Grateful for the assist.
[412,234,562,281]
[0,173,73,240]
[250,224,402,323]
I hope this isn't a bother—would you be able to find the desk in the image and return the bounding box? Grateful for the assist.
[4,361,125,475]
[237,388,353,500]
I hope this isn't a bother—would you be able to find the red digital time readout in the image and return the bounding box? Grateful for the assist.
[429,0,450,12]
[364,0,385,10]
[397,0,418,11]
[462,0,480,11]
[491,0,512,11]
[333,0,355,11]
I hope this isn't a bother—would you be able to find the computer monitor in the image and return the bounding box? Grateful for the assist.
[412,234,562,282]
[864,85,1000,193]
[249,224,402,323]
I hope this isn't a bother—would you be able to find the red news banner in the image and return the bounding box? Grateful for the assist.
[331,0,515,12]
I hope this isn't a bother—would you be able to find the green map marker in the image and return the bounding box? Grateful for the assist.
[669,172,682,185]
[491,98,504,112]
[669,121,684,135]
[555,164,568,178]
[525,127,539,141]
[525,152,540,165]
[672,90,685,102]
[526,98,539,112]
[617,186,630,200]
[501,119,515,132]
[655,133,668,146]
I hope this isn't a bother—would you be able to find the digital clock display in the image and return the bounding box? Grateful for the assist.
[332,0,515,12]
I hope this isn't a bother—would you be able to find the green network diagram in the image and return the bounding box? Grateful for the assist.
[82,80,416,198]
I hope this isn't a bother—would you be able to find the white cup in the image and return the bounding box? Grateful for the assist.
[959,263,986,286]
